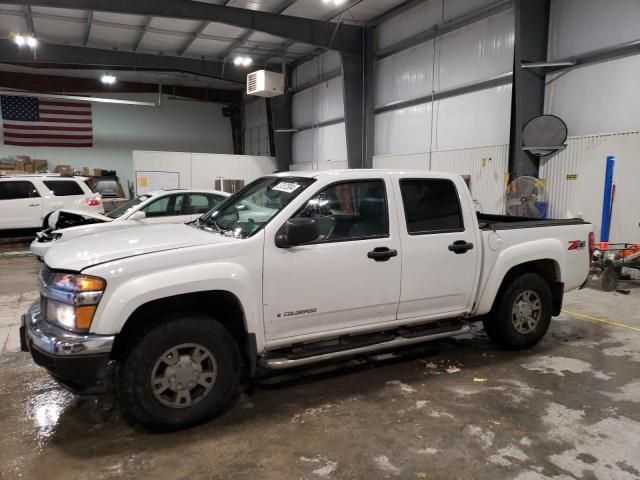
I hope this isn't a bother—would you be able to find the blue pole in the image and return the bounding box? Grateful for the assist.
[600,155,615,243]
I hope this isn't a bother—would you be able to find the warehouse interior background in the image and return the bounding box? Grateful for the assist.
[0,0,638,242]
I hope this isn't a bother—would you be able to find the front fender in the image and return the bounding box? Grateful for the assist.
[474,238,564,315]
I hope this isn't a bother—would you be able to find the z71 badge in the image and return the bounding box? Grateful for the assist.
[568,240,586,250]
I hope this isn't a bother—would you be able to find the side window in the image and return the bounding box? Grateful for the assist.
[188,194,214,214]
[400,179,463,234]
[43,180,84,196]
[294,180,388,242]
[142,195,185,218]
[0,181,40,200]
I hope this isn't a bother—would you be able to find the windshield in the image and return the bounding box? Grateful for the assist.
[106,195,151,219]
[198,176,315,238]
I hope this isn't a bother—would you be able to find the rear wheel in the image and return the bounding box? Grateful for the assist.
[117,314,240,430]
[482,272,552,350]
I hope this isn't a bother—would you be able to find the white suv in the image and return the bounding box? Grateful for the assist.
[0,174,102,235]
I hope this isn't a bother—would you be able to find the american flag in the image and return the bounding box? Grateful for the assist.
[1,95,93,147]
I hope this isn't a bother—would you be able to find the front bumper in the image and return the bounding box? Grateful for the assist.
[21,301,115,394]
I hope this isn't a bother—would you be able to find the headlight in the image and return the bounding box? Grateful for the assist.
[42,271,106,332]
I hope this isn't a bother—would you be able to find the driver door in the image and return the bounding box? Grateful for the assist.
[262,177,402,342]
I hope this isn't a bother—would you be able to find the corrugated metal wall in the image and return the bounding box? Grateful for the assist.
[289,160,349,171]
[373,5,514,157]
[539,132,640,243]
[545,0,640,137]
[373,144,509,214]
[290,51,347,165]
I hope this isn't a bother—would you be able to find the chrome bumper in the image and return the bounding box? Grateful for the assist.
[23,300,115,356]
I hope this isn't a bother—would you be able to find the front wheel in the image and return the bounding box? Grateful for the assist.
[482,272,552,350]
[117,314,240,430]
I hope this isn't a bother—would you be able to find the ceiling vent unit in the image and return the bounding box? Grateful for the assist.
[246,70,284,97]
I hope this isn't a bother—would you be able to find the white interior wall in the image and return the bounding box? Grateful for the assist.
[0,92,234,197]
[373,5,514,159]
[132,150,277,192]
[545,0,640,137]
[291,122,348,165]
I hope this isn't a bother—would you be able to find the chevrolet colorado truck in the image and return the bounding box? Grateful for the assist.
[21,170,593,430]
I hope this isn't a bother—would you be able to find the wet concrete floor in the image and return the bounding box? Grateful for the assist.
[1,248,639,479]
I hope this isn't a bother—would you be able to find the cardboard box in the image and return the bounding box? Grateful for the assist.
[33,159,48,172]
[93,168,102,177]
[0,163,15,171]
[15,159,25,171]
[54,164,73,174]
[24,164,35,173]
[82,167,90,176]
[15,155,31,163]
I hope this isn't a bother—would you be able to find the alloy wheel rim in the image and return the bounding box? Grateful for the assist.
[511,290,542,334]
[150,343,217,408]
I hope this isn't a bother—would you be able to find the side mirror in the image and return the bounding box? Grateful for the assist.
[129,211,146,221]
[276,218,319,248]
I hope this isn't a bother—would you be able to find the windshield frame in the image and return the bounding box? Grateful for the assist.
[198,176,316,238]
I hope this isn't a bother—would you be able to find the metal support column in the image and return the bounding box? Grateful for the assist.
[341,27,374,169]
[508,0,550,178]
[269,67,293,172]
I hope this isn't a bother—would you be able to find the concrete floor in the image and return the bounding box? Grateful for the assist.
[1,241,639,480]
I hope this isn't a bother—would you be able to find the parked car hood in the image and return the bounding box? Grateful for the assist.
[48,209,113,228]
[44,223,238,271]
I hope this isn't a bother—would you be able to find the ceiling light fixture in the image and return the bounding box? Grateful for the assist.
[14,34,25,46]
[233,56,253,67]
[13,34,38,48]
[100,74,117,85]
[26,36,37,48]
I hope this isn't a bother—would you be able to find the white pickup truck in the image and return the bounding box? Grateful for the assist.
[21,170,593,430]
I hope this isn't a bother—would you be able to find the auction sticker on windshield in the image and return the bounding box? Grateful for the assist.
[272,182,301,193]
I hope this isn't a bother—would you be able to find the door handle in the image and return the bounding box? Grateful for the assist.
[28,203,40,207]
[367,247,398,262]
[448,240,474,254]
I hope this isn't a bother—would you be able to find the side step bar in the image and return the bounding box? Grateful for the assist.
[259,324,471,370]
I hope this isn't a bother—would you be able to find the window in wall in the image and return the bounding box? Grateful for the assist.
[400,179,463,234]
[0,181,40,200]
[43,180,84,196]
[294,180,388,242]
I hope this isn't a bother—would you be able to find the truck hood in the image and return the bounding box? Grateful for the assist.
[44,223,238,271]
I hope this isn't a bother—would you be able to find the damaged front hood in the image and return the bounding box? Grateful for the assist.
[49,209,112,229]
[44,223,239,271]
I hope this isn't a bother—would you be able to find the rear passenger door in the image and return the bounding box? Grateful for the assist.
[0,180,43,229]
[42,180,86,210]
[186,193,224,220]
[395,178,480,319]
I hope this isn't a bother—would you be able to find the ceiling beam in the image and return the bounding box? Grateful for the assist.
[0,71,242,104]
[177,21,208,57]
[23,5,36,35]
[262,0,365,66]
[5,0,363,53]
[83,11,92,45]
[217,0,299,61]
[133,16,152,52]
[0,39,248,84]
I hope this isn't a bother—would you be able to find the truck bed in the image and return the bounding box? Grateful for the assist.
[477,213,588,231]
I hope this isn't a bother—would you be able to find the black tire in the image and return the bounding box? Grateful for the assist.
[116,314,240,431]
[598,266,618,292]
[482,272,552,350]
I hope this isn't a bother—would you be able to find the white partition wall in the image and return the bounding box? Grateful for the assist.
[133,150,277,192]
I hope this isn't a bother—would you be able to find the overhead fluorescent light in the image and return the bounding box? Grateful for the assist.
[14,34,25,46]
[26,36,37,48]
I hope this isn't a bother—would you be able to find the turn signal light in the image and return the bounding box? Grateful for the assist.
[75,305,98,330]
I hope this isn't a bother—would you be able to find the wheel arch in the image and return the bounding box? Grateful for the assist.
[110,290,257,377]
